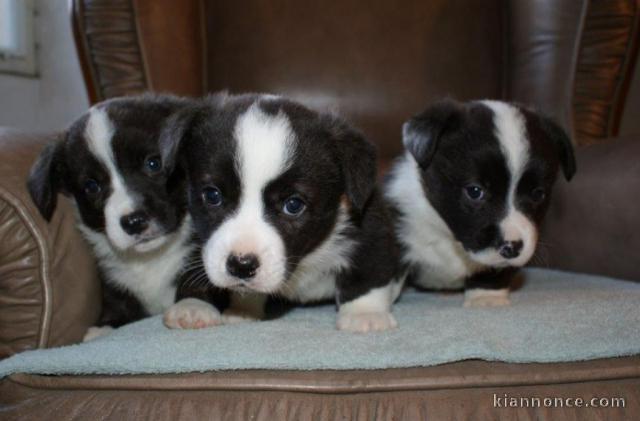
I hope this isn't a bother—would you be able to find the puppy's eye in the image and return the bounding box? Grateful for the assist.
[83,179,101,195]
[531,187,546,203]
[283,196,306,216]
[145,156,162,173]
[464,184,485,201]
[202,186,223,206]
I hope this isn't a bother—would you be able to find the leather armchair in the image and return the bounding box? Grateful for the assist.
[2,0,639,358]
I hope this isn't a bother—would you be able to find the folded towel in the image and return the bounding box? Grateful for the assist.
[1,268,639,377]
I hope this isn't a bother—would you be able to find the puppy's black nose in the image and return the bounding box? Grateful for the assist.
[120,211,149,235]
[499,241,523,259]
[226,253,260,280]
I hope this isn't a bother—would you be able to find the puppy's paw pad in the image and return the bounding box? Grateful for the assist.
[83,326,114,342]
[464,295,511,308]
[163,298,222,329]
[337,312,397,333]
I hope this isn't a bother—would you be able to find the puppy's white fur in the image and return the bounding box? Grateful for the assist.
[337,281,403,332]
[385,153,479,289]
[282,205,356,303]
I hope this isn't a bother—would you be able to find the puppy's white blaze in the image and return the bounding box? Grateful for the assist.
[85,107,137,251]
[482,100,536,266]
[203,103,294,293]
[235,102,295,193]
[85,107,115,165]
[481,100,529,177]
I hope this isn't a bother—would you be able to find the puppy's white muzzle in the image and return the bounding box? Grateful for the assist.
[202,210,287,293]
[469,210,537,268]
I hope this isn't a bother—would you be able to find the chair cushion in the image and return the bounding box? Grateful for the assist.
[1,268,639,377]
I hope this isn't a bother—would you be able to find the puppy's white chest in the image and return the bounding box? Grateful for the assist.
[108,260,178,315]
[385,155,481,290]
[280,209,356,303]
[79,223,193,315]
[284,269,338,303]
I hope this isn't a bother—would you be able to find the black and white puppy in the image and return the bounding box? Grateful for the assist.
[160,93,403,332]
[384,99,576,307]
[28,94,209,339]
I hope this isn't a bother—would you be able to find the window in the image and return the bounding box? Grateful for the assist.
[0,0,36,76]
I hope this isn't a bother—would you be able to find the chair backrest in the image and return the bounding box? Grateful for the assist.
[72,0,640,160]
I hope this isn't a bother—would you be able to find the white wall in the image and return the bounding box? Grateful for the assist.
[0,0,88,132]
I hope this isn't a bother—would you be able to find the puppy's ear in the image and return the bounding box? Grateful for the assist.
[332,121,377,213]
[27,135,66,221]
[159,105,203,172]
[539,116,577,181]
[403,99,462,169]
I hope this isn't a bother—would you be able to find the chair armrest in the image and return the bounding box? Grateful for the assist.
[0,129,100,359]
[540,136,640,281]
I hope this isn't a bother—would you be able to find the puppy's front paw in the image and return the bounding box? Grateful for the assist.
[337,311,398,333]
[464,288,511,308]
[163,298,222,329]
[83,326,114,342]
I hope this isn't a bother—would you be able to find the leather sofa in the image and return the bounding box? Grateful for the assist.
[1,0,639,419]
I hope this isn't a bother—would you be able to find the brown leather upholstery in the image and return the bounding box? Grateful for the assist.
[505,0,586,135]
[71,0,205,103]
[540,136,640,281]
[506,0,640,144]
[0,131,100,359]
[2,356,639,419]
[572,1,640,143]
[204,0,505,161]
[71,0,640,149]
[134,0,205,97]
